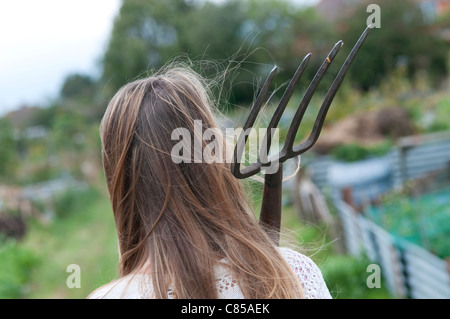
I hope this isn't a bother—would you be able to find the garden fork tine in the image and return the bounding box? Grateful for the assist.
[231,53,312,179]
[231,27,371,245]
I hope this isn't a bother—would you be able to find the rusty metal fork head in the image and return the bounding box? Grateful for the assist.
[230,27,371,244]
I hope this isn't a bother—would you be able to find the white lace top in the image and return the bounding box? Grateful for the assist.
[88,247,332,299]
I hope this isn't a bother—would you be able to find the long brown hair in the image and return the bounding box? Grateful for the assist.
[100,64,303,298]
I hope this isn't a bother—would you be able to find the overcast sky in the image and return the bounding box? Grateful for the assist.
[0,0,121,116]
[0,0,319,117]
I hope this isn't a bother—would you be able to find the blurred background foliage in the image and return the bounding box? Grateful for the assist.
[0,0,449,298]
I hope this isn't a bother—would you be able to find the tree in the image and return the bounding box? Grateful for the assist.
[60,74,96,100]
[100,0,335,105]
[238,0,335,95]
[101,0,195,96]
[338,0,449,90]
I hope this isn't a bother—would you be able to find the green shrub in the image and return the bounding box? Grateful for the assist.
[321,254,391,299]
[331,142,392,162]
[331,143,370,162]
[0,239,40,298]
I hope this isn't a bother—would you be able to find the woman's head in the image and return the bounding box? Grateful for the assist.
[100,64,303,298]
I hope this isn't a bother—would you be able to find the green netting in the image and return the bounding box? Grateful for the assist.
[366,186,450,258]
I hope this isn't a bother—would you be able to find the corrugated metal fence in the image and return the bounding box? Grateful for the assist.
[335,197,450,299]
[392,131,450,187]
[306,130,450,191]
[304,131,450,299]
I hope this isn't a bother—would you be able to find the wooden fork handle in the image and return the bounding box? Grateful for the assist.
[259,163,283,245]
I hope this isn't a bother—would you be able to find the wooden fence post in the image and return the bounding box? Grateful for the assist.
[341,187,358,211]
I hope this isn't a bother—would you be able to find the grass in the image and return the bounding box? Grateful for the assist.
[21,186,118,298]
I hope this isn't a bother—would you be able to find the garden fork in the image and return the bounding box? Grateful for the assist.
[231,27,371,245]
